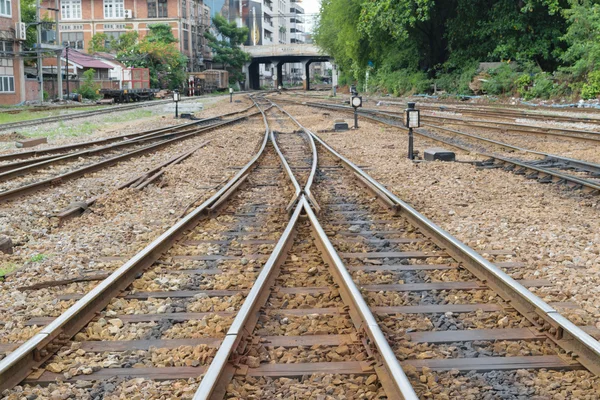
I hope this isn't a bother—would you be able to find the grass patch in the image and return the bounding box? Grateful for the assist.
[0,262,18,279]
[0,106,107,125]
[22,109,155,139]
[29,254,47,263]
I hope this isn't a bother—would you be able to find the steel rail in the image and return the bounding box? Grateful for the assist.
[0,98,271,392]
[304,126,600,377]
[421,114,600,141]
[193,197,304,400]
[372,100,600,125]
[268,101,320,212]
[269,129,302,210]
[281,99,600,193]
[0,112,262,204]
[260,100,302,210]
[0,105,256,166]
[359,112,600,193]
[0,120,226,181]
[422,122,600,175]
[302,196,419,400]
[0,96,209,132]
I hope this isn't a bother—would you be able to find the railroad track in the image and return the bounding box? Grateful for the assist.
[0,106,258,205]
[1,95,599,398]
[278,97,600,195]
[0,96,206,132]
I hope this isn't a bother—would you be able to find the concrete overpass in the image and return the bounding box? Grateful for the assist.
[242,44,332,90]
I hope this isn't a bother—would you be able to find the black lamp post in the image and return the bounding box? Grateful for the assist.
[173,90,181,118]
[65,44,70,98]
[404,102,420,160]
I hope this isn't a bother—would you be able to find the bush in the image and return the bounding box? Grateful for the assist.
[525,73,554,100]
[581,70,600,100]
[76,69,101,100]
[481,64,518,95]
[371,68,431,96]
[515,74,532,97]
[434,61,479,95]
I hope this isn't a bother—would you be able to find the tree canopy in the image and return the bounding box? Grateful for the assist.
[90,25,187,89]
[204,14,251,83]
[315,0,600,99]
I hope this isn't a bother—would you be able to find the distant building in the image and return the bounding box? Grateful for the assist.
[41,0,213,71]
[0,0,26,104]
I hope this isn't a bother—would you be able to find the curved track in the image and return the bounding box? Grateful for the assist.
[1,95,599,399]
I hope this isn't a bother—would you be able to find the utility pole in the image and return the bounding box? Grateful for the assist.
[55,0,62,100]
[36,0,44,103]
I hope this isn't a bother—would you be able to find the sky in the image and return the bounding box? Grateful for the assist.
[301,0,321,33]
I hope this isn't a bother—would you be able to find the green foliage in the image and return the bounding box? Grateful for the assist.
[581,70,600,99]
[371,68,431,96]
[561,0,600,78]
[89,33,110,53]
[515,74,533,96]
[526,72,555,99]
[20,0,37,52]
[435,61,479,94]
[204,14,251,83]
[315,0,593,100]
[116,24,188,89]
[29,254,47,263]
[76,69,101,100]
[481,64,519,95]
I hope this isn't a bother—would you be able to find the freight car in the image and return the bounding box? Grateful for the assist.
[99,68,158,103]
[99,88,159,103]
[188,70,229,95]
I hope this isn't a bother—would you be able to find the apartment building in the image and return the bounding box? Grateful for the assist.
[0,0,26,104]
[43,0,212,71]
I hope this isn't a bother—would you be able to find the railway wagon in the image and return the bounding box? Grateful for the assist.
[100,68,157,103]
[189,70,229,93]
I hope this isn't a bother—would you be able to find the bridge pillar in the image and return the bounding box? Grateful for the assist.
[246,62,260,90]
[276,61,284,88]
[302,60,310,91]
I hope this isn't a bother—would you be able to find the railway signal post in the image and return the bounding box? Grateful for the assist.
[173,90,181,118]
[404,102,420,160]
[229,87,233,103]
[351,95,362,128]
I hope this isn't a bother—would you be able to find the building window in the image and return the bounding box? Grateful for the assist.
[0,0,11,17]
[147,0,167,18]
[183,30,189,50]
[104,0,124,19]
[0,41,13,55]
[61,0,81,20]
[182,0,187,19]
[62,31,84,49]
[104,31,125,48]
[0,76,14,93]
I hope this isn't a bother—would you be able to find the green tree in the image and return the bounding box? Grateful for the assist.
[315,0,571,96]
[112,24,188,89]
[204,14,251,83]
[20,0,37,52]
[88,33,109,53]
[561,0,600,77]
[76,69,101,100]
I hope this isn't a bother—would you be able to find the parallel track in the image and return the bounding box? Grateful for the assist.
[0,96,205,132]
[0,107,258,204]
[1,95,599,398]
[279,98,600,194]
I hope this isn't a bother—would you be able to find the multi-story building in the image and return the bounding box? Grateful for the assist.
[289,0,303,44]
[42,0,212,71]
[0,0,26,104]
